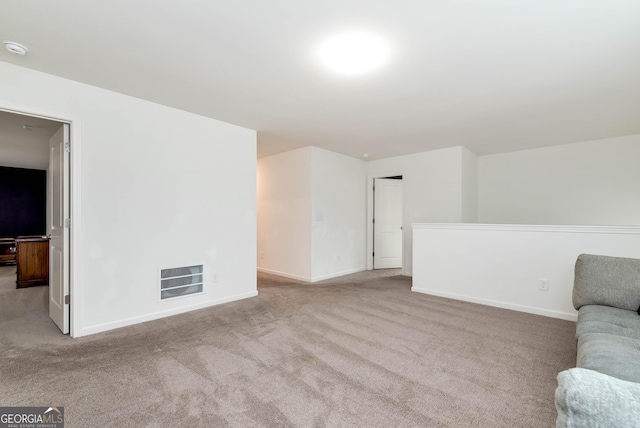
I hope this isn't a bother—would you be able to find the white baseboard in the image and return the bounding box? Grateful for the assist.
[257,267,311,282]
[411,287,577,322]
[81,290,259,336]
[311,267,366,282]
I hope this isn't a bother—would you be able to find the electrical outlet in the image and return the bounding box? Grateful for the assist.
[336,255,341,263]
[211,272,219,283]
[539,279,549,291]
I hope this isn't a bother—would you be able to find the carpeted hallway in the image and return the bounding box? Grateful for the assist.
[0,269,576,427]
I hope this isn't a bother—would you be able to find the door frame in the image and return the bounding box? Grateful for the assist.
[366,172,404,274]
[0,100,82,338]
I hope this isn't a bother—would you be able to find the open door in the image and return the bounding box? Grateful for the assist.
[373,178,403,269]
[49,123,70,333]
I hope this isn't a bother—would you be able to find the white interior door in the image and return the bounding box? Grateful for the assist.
[374,178,403,269]
[49,123,70,334]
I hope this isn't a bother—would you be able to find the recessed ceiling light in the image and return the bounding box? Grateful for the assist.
[318,32,389,76]
[3,40,29,56]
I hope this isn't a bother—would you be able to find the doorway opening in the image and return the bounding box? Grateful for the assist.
[368,175,403,271]
[0,106,77,336]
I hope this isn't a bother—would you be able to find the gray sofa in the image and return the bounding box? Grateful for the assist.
[555,254,640,427]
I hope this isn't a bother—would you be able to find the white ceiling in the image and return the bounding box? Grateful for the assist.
[0,110,60,170]
[1,0,639,160]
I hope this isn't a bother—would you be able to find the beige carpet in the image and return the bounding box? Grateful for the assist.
[0,265,49,320]
[0,269,576,427]
[0,265,16,292]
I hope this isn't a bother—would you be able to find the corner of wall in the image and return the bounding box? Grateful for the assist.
[310,147,367,280]
[256,146,313,280]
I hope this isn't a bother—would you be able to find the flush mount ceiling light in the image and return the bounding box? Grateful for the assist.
[3,40,29,56]
[318,32,389,76]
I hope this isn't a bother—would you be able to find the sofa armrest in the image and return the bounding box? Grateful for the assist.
[573,254,640,311]
[556,368,640,428]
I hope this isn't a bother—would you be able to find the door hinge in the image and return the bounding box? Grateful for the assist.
[372,252,375,257]
[65,295,70,305]
[65,218,71,228]
[372,218,375,224]
[64,142,71,153]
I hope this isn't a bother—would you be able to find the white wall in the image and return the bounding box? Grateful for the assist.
[311,147,367,281]
[0,61,257,336]
[0,135,49,170]
[461,147,478,223]
[257,147,312,280]
[257,146,367,282]
[479,134,640,225]
[412,223,640,321]
[0,113,54,170]
[366,146,477,275]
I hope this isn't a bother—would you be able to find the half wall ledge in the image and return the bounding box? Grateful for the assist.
[411,223,640,321]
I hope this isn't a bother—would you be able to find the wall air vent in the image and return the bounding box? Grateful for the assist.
[159,265,204,301]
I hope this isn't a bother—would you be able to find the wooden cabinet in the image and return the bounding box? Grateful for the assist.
[16,237,49,288]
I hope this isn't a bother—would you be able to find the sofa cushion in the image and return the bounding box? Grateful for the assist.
[576,305,640,340]
[573,254,640,311]
[577,333,640,383]
[556,368,640,428]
